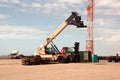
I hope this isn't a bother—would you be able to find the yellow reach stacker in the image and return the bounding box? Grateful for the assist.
[21,12,87,65]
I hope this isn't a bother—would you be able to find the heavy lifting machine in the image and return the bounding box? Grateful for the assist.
[21,12,86,65]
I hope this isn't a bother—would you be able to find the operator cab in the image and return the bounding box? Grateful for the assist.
[61,47,74,55]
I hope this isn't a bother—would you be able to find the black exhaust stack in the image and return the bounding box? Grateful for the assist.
[73,42,80,62]
[74,42,79,54]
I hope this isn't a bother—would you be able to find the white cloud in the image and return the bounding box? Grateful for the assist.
[96,0,113,7]
[96,0,120,8]
[31,2,41,8]
[95,28,120,42]
[0,0,21,8]
[10,0,21,4]
[0,3,8,8]
[0,0,20,3]
[95,18,119,28]
[94,18,120,44]
[0,0,119,16]
[0,25,47,39]
[40,0,86,15]
[95,0,120,15]
[0,14,8,20]
[0,0,86,15]
[95,8,120,15]
[59,0,85,4]
[94,26,120,55]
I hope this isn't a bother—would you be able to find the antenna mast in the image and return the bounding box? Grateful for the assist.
[86,0,94,53]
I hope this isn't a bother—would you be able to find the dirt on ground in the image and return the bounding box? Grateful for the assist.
[0,59,120,80]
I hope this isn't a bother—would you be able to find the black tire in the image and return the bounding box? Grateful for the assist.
[67,55,72,62]
[108,58,112,62]
[33,56,42,65]
[115,58,119,62]
[57,56,66,63]
[65,56,70,63]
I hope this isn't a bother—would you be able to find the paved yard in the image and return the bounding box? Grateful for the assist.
[0,59,120,80]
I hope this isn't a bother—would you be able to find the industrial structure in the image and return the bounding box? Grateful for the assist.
[86,0,94,54]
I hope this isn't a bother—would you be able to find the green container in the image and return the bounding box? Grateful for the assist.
[92,54,98,62]
[79,51,84,61]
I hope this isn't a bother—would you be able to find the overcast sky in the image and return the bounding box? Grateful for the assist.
[0,0,120,56]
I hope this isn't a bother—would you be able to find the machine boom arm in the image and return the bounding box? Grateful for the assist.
[37,12,86,55]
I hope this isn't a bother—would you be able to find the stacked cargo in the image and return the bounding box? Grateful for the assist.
[79,51,84,61]
[79,51,92,62]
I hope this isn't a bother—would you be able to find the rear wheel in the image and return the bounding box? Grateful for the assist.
[57,56,69,63]
[33,55,42,65]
